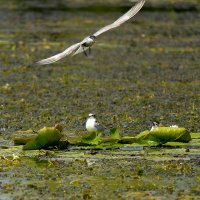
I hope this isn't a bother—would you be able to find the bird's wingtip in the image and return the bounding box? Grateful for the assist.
[35,60,43,65]
[35,60,49,66]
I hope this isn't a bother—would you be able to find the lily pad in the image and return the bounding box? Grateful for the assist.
[109,128,120,140]
[118,136,138,144]
[79,132,102,146]
[14,136,37,145]
[190,133,200,139]
[23,127,63,150]
[136,127,191,145]
[101,128,121,144]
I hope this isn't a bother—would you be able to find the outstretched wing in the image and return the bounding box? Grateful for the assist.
[93,0,145,37]
[36,42,81,65]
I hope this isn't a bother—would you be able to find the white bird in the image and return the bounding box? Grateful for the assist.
[36,0,145,65]
[150,122,179,131]
[150,122,159,131]
[169,125,179,128]
[86,113,109,133]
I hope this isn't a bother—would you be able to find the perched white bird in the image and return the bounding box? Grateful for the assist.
[86,113,109,133]
[150,122,160,131]
[150,122,179,131]
[36,0,145,65]
[169,125,179,128]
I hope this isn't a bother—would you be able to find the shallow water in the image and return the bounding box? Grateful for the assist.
[0,0,200,199]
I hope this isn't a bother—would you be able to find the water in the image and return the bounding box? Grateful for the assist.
[0,0,200,199]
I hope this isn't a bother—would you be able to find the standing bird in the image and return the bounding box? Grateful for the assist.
[86,114,109,133]
[150,122,160,131]
[36,0,145,65]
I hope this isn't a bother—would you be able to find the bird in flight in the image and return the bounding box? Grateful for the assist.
[36,0,145,65]
[86,113,109,133]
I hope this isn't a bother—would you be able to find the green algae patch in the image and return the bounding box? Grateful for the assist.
[136,127,191,145]
[23,126,63,150]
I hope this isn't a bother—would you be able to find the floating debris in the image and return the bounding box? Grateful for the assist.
[12,154,19,160]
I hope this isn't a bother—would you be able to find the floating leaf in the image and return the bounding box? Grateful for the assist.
[164,142,189,147]
[14,136,37,145]
[118,136,138,144]
[109,128,120,140]
[101,128,121,144]
[80,132,102,145]
[190,133,200,139]
[23,127,63,150]
[135,130,149,140]
[149,127,191,143]
[136,127,191,145]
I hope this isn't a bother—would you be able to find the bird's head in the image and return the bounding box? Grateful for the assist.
[89,35,96,41]
[152,121,159,127]
[88,113,96,118]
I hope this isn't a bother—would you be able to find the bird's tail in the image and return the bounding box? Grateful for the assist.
[104,127,109,133]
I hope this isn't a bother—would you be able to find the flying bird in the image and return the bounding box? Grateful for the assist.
[86,113,109,133]
[36,0,145,65]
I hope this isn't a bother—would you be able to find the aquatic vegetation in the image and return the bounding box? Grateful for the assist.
[13,126,195,150]
[80,132,102,145]
[23,126,63,150]
[190,132,200,139]
[109,127,121,140]
[136,127,191,145]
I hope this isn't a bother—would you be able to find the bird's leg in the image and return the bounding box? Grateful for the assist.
[83,47,88,57]
[89,47,91,55]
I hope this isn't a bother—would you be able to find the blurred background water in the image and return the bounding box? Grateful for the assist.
[0,0,200,136]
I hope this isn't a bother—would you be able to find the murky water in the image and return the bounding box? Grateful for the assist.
[0,0,200,199]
